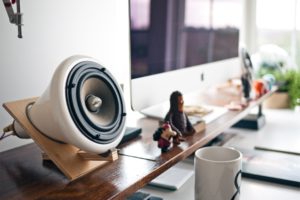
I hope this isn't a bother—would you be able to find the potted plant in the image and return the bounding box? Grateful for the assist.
[285,69,300,108]
[252,44,295,108]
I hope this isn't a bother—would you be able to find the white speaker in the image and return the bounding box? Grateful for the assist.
[14,55,126,154]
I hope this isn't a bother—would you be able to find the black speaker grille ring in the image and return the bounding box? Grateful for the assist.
[65,61,126,144]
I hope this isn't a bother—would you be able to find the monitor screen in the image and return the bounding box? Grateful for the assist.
[129,0,242,113]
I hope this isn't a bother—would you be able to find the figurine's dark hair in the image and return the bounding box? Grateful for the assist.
[153,127,163,141]
[169,91,182,112]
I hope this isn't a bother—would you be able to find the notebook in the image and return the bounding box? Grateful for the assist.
[239,148,300,187]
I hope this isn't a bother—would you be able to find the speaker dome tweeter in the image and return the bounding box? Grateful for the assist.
[85,94,102,113]
[26,56,126,154]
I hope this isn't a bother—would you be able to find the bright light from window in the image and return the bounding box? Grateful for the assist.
[213,0,241,28]
[130,0,150,29]
[185,0,241,28]
[185,0,210,28]
[256,0,300,68]
[256,0,294,30]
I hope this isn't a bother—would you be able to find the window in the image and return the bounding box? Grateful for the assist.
[256,0,300,68]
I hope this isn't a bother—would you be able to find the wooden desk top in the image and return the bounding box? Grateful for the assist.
[0,88,276,200]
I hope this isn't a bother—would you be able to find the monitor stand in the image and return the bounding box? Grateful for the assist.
[232,104,265,130]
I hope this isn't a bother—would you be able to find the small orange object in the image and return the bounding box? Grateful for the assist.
[253,79,268,98]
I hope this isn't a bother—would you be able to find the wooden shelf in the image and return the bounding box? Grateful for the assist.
[0,87,277,200]
[3,98,119,181]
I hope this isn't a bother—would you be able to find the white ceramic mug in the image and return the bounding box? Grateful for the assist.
[194,146,242,200]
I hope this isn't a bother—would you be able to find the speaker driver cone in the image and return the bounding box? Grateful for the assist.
[66,61,126,144]
[81,78,116,127]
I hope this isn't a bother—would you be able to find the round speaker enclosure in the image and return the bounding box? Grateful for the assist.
[28,55,126,154]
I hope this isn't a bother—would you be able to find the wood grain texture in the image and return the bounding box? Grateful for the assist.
[0,87,277,200]
[3,98,114,180]
[0,144,159,200]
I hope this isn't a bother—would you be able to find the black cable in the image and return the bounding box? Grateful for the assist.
[0,132,5,140]
[0,131,14,140]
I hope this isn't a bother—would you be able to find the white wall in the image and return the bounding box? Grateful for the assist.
[241,0,257,54]
[0,0,130,152]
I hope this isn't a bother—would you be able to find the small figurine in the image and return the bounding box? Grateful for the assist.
[241,74,252,100]
[262,74,276,91]
[164,91,195,137]
[253,79,268,98]
[153,122,178,153]
[240,48,254,101]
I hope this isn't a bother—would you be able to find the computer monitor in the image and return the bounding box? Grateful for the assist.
[129,0,243,115]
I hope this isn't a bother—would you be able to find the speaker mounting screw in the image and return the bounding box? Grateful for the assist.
[68,83,76,88]
[94,134,100,139]
[100,68,106,72]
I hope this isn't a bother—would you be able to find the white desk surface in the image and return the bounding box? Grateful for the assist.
[141,109,300,200]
